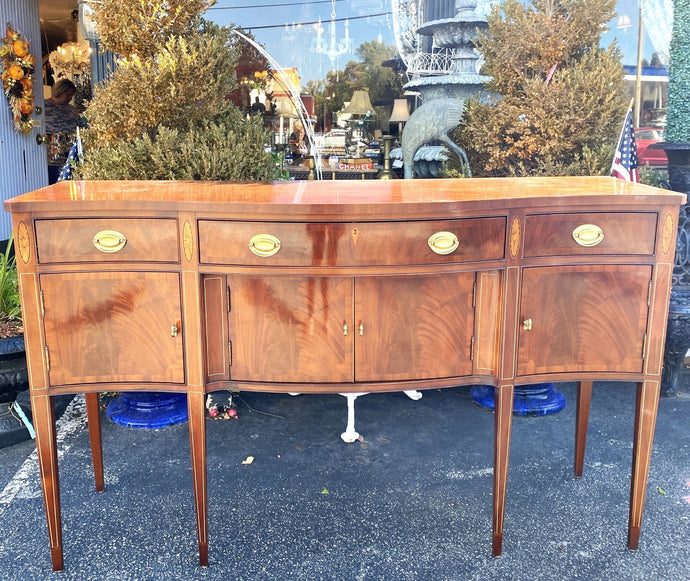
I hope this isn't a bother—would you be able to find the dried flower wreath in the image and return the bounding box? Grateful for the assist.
[0,24,37,134]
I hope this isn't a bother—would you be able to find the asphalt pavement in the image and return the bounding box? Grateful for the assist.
[0,381,688,580]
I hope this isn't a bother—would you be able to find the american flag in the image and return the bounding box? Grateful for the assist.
[611,106,638,182]
[57,128,83,182]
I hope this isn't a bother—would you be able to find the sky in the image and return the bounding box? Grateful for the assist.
[205,0,672,88]
[206,0,397,84]
[600,0,673,67]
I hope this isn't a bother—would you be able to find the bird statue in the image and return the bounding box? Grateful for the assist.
[401,97,471,179]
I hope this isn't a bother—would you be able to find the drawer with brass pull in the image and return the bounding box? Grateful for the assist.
[35,218,179,263]
[350,218,506,265]
[199,221,351,266]
[522,212,657,257]
[198,218,506,267]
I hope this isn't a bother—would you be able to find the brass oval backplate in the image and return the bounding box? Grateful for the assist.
[572,224,604,247]
[93,230,127,253]
[248,234,281,257]
[427,231,460,255]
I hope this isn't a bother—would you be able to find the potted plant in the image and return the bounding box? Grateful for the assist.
[651,0,690,193]
[652,0,690,396]
[0,236,30,447]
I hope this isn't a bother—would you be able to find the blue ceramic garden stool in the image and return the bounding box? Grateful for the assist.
[470,383,566,416]
[107,392,188,429]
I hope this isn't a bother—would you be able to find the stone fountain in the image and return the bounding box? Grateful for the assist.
[405,0,490,101]
[400,0,490,178]
[400,0,566,415]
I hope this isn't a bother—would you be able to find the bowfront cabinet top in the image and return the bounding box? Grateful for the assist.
[5,175,682,213]
[4,177,686,571]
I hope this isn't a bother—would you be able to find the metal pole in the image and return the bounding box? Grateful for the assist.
[634,0,644,127]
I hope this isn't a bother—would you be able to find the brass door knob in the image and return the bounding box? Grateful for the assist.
[522,318,533,331]
[171,323,180,337]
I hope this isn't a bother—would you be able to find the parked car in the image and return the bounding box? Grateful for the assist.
[635,127,667,166]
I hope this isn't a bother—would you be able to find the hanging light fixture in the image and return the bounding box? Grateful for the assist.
[51,42,91,75]
[50,9,91,76]
[314,0,354,71]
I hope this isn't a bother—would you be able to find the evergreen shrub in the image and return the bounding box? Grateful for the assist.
[77,109,280,181]
[665,0,690,143]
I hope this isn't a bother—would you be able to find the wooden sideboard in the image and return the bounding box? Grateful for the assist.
[5,177,685,571]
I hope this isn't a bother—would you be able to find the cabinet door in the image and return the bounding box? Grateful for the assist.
[355,272,476,382]
[41,272,185,386]
[227,276,353,383]
[518,265,652,376]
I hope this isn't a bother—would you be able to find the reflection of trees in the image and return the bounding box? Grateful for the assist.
[303,41,405,127]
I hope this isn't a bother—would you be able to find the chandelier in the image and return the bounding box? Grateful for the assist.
[50,41,91,75]
[313,0,354,69]
[49,6,92,76]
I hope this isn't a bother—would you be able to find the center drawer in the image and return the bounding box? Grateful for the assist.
[198,218,506,267]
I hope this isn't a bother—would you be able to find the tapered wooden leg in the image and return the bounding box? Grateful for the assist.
[31,394,63,571]
[85,393,104,492]
[493,384,514,557]
[574,381,593,478]
[628,380,660,550]
[188,392,208,567]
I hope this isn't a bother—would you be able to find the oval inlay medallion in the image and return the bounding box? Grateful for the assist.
[510,216,521,259]
[183,220,193,262]
[17,221,30,264]
[661,213,674,255]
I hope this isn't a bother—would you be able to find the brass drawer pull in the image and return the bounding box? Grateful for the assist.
[93,230,127,253]
[248,234,281,257]
[572,224,604,247]
[427,231,459,255]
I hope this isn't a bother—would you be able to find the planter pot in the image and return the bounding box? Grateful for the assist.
[107,392,188,429]
[0,335,31,448]
[0,336,29,403]
[649,142,690,194]
[470,383,566,416]
[649,142,690,396]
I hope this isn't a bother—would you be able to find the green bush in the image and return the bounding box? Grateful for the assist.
[639,166,669,188]
[454,0,626,177]
[76,109,281,181]
[83,3,278,181]
[0,238,22,338]
[665,0,690,143]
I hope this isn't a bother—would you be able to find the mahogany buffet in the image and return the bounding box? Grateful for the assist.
[5,177,685,571]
